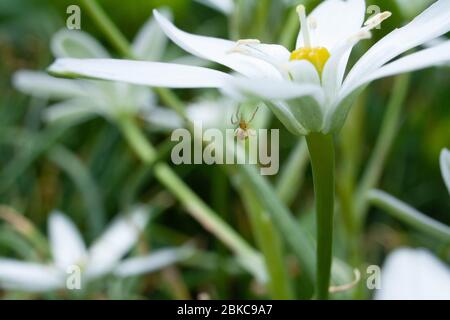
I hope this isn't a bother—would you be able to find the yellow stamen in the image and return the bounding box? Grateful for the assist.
[290,47,330,74]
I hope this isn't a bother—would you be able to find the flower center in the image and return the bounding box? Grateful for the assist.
[290,47,330,74]
[290,5,330,74]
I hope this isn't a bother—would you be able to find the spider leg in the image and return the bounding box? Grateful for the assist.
[231,104,241,124]
[248,106,259,123]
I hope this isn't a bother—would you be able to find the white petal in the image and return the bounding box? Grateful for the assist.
[153,10,281,78]
[169,55,212,67]
[113,247,195,277]
[440,148,450,195]
[296,0,365,50]
[322,30,371,116]
[194,0,234,15]
[230,41,290,66]
[357,40,450,86]
[343,0,450,95]
[49,211,87,270]
[51,29,110,58]
[284,60,320,85]
[375,248,450,300]
[222,77,324,103]
[85,207,149,279]
[48,58,231,88]
[43,98,98,123]
[0,259,63,292]
[13,70,86,99]
[132,9,171,61]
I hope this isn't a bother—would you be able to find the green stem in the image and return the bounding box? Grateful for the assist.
[80,0,133,58]
[240,183,293,299]
[306,133,335,300]
[254,0,270,40]
[117,117,264,280]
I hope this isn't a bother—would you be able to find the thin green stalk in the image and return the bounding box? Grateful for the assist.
[279,5,299,49]
[80,0,133,58]
[355,74,410,224]
[237,182,293,299]
[117,117,264,280]
[254,0,270,40]
[368,189,450,243]
[275,138,309,205]
[306,133,335,300]
[237,162,316,283]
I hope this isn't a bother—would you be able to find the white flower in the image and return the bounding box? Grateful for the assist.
[13,10,180,129]
[375,247,450,300]
[440,148,450,195]
[0,208,193,292]
[48,0,450,136]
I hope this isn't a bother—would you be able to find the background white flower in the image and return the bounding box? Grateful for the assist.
[13,10,180,130]
[0,208,193,292]
[375,247,450,300]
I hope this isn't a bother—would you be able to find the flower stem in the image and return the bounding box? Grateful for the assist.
[306,133,335,300]
[80,0,133,58]
[239,181,293,299]
[117,117,264,280]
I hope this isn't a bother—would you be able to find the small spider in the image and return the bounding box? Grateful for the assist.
[231,105,259,140]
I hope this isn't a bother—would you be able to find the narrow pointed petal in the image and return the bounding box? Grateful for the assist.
[43,98,99,123]
[49,211,87,270]
[230,41,290,66]
[296,0,365,50]
[322,30,371,105]
[375,248,450,300]
[0,259,63,292]
[132,9,171,61]
[85,207,149,279]
[13,70,86,99]
[357,40,450,87]
[51,29,110,59]
[153,10,280,78]
[440,148,450,195]
[113,247,195,277]
[48,58,231,88]
[223,77,324,103]
[343,0,450,95]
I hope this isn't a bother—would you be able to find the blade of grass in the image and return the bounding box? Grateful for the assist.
[368,189,450,243]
